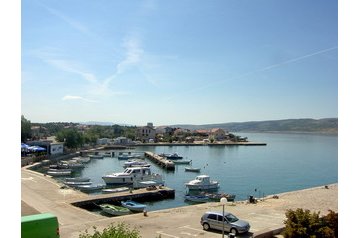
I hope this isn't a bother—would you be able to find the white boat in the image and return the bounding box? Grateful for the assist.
[76,184,105,192]
[185,167,201,172]
[65,177,91,182]
[185,175,220,190]
[102,167,163,185]
[102,187,130,194]
[89,154,104,159]
[118,153,142,160]
[99,204,131,216]
[133,180,164,189]
[47,170,72,176]
[121,200,146,212]
[123,159,150,168]
[63,181,92,187]
[76,157,91,163]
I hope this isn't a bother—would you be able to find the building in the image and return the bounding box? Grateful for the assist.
[210,128,226,140]
[136,122,156,142]
[97,138,110,145]
[50,143,64,155]
[113,137,133,145]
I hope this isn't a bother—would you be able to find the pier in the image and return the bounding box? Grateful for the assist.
[144,152,175,170]
[70,187,175,210]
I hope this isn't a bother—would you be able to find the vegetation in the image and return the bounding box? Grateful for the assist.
[56,129,84,149]
[21,115,32,142]
[79,223,141,238]
[283,208,338,238]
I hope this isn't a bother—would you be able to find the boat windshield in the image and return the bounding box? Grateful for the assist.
[225,214,239,223]
[123,168,132,173]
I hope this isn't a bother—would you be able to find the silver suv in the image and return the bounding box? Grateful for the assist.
[200,211,250,235]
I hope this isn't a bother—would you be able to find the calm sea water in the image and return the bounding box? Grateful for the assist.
[60,132,338,211]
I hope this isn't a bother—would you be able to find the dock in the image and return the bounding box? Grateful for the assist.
[70,187,175,210]
[144,152,175,170]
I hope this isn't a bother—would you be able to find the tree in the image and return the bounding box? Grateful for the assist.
[283,208,338,238]
[21,115,32,142]
[56,128,84,149]
[79,223,141,238]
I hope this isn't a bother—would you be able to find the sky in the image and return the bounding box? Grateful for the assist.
[21,0,338,126]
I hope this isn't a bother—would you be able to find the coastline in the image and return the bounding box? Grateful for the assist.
[22,165,337,237]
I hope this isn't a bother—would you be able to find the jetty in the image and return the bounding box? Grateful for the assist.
[70,187,175,210]
[144,152,175,170]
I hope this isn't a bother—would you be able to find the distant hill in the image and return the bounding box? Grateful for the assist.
[171,118,338,134]
[80,121,134,126]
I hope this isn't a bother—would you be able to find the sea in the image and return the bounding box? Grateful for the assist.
[51,132,338,212]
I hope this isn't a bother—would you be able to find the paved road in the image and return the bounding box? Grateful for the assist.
[22,166,337,238]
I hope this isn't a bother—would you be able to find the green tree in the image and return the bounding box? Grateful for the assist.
[21,115,32,142]
[79,223,141,238]
[56,129,84,149]
[283,208,338,238]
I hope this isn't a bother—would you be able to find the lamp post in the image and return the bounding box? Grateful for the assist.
[220,197,228,238]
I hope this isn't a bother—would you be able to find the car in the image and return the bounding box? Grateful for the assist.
[200,211,250,235]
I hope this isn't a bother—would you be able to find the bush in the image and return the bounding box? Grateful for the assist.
[283,208,338,238]
[79,223,141,238]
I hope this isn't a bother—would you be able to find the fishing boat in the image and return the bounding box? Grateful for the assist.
[102,167,163,185]
[102,187,130,194]
[121,200,146,212]
[99,204,131,216]
[65,177,91,182]
[185,175,220,190]
[184,195,210,203]
[76,184,105,192]
[185,167,201,172]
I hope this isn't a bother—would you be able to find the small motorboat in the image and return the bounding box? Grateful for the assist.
[121,200,147,212]
[63,181,92,187]
[99,204,131,216]
[102,187,130,194]
[76,157,91,163]
[160,153,183,160]
[185,175,219,190]
[76,184,105,192]
[204,193,236,202]
[185,167,201,172]
[47,170,72,176]
[65,177,91,182]
[89,154,104,159]
[133,180,164,189]
[123,159,150,168]
[184,195,209,203]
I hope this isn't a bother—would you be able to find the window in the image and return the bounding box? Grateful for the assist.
[207,214,217,220]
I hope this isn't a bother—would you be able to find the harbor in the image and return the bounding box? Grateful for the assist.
[22,167,337,238]
[144,151,175,170]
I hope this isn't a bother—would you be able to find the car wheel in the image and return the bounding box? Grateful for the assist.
[203,223,210,231]
[230,228,238,236]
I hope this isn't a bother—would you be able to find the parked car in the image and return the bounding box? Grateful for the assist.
[200,211,250,235]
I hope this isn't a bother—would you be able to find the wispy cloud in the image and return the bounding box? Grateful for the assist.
[62,95,98,103]
[42,5,90,36]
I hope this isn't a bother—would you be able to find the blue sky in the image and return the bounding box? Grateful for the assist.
[21,0,338,126]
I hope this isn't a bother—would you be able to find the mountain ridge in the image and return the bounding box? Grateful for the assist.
[169,118,338,134]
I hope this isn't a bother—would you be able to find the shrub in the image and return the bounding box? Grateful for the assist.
[283,208,338,238]
[79,223,141,238]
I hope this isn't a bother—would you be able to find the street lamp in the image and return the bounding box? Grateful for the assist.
[220,197,228,238]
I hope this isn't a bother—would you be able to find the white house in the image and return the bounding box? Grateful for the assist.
[136,122,156,142]
[97,138,110,145]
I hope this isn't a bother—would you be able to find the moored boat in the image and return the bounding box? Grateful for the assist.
[123,159,150,168]
[184,195,210,203]
[65,177,91,182]
[63,181,92,187]
[89,154,104,159]
[47,170,72,176]
[133,180,164,189]
[102,187,130,194]
[99,204,131,216]
[102,167,163,185]
[203,192,236,202]
[121,200,146,212]
[185,167,201,172]
[76,184,105,192]
[160,153,183,160]
[185,175,219,190]
[172,160,192,164]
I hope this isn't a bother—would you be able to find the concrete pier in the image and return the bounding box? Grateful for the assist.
[144,152,175,170]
